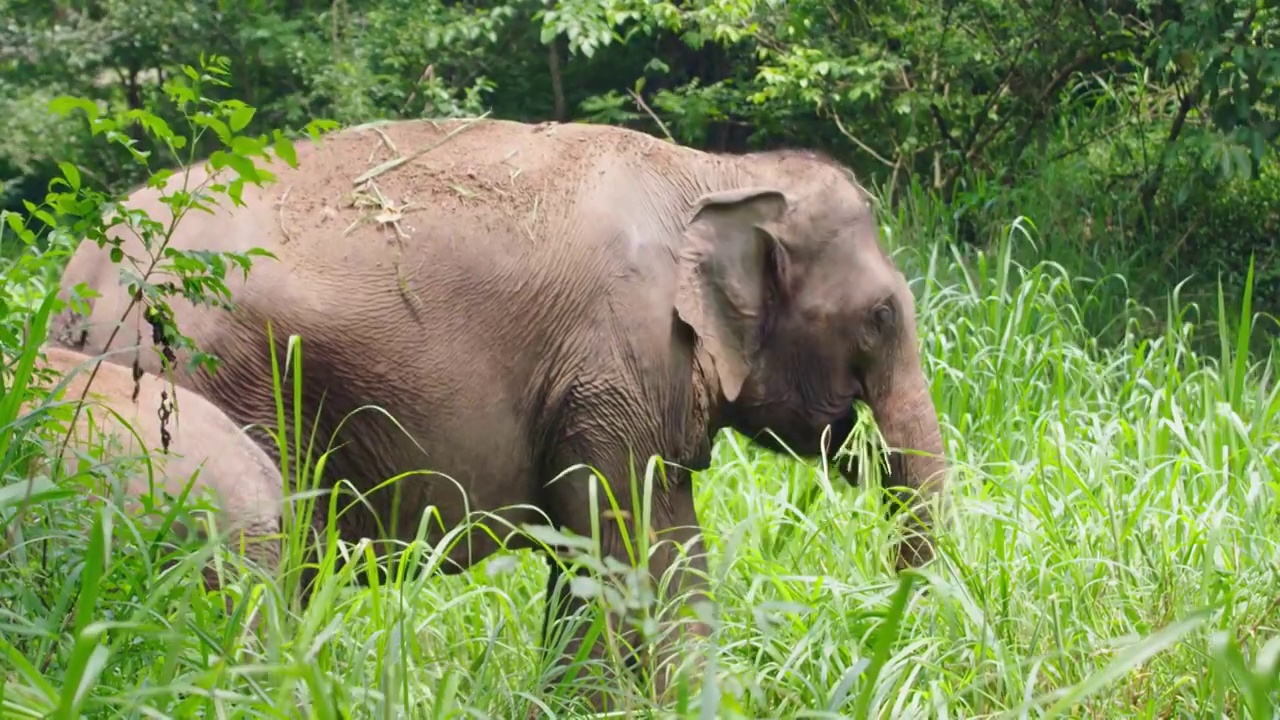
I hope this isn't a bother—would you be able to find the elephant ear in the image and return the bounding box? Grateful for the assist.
[675,187,790,403]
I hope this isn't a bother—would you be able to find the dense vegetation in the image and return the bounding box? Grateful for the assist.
[0,0,1277,717]
[3,0,1279,339]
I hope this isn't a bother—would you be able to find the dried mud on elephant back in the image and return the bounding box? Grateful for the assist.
[277,116,602,254]
[275,114,576,313]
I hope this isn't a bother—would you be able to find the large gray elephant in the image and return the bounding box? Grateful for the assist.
[49,117,947,707]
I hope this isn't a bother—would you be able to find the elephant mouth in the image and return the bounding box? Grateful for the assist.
[827,412,857,449]
[825,411,862,485]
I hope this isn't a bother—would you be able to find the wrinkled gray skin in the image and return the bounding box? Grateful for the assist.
[50,118,947,708]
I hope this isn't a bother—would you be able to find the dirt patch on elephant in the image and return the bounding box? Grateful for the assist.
[271,118,686,253]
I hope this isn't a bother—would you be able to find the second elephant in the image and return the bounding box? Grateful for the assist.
[17,346,283,592]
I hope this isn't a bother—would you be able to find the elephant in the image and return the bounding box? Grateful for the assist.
[13,346,284,594]
[48,117,947,708]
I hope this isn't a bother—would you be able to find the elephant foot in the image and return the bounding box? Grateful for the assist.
[894,531,935,571]
[539,589,714,713]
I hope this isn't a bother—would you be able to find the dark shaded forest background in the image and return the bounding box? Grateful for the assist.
[2,0,1277,349]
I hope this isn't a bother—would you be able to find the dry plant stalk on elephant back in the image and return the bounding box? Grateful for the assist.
[49,116,949,709]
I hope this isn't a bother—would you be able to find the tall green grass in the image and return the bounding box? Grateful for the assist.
[1,196,1278,718]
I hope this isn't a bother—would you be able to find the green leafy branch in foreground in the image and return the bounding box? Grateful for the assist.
[0,55,336,582]
[4,53,336,383]
[0,58,340,719]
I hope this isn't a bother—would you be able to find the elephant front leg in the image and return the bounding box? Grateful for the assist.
[537,456,713,712]
[639,478,714,702]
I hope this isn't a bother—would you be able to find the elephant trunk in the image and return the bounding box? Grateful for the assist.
[841,344,947,570]
[881,372,947,569]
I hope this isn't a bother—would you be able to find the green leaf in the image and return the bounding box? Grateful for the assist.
[304,119,340,142]
[57,162,81,192]
[3,211,33,244]
[0,634,57,709]
[0,476,65,512]
[851,571,918,718]
[230,134,267,159]
[569,575,601,598]
[73,508,111,637]
[520,523,597,553]
[52,509,112,720]
[147,169,177,189]
[193,114,233,145]
[208,149,231,171]
[48,96,99,122]
[273,131,299,168]
[225,152,260,183]
[229,105,256,132]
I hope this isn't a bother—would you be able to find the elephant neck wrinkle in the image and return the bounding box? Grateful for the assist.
[638,155,742,224]
[667,342,722,472]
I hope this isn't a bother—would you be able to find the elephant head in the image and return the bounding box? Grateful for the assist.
[675,150,947,570]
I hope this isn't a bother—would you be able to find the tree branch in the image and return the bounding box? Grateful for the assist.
[962,38,1034,153]
[943,44,1104,196]
[830,109,896,168]
[1137,4,1261,214]
[547,14,567,122]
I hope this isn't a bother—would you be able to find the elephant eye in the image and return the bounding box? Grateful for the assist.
[871,301,894,335]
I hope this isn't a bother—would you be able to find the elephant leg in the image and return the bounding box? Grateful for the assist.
[642,478,714,702]
[537,454,713,712]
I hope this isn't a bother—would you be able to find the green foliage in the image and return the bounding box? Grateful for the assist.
[21,54,334,376]
[0,57,339,719]
[0,51,314,491]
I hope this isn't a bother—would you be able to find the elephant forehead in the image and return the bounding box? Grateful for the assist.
[798,246,899,313]
[783,191,880,267]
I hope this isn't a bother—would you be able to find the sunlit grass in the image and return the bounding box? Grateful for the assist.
[1,204,1278,718]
